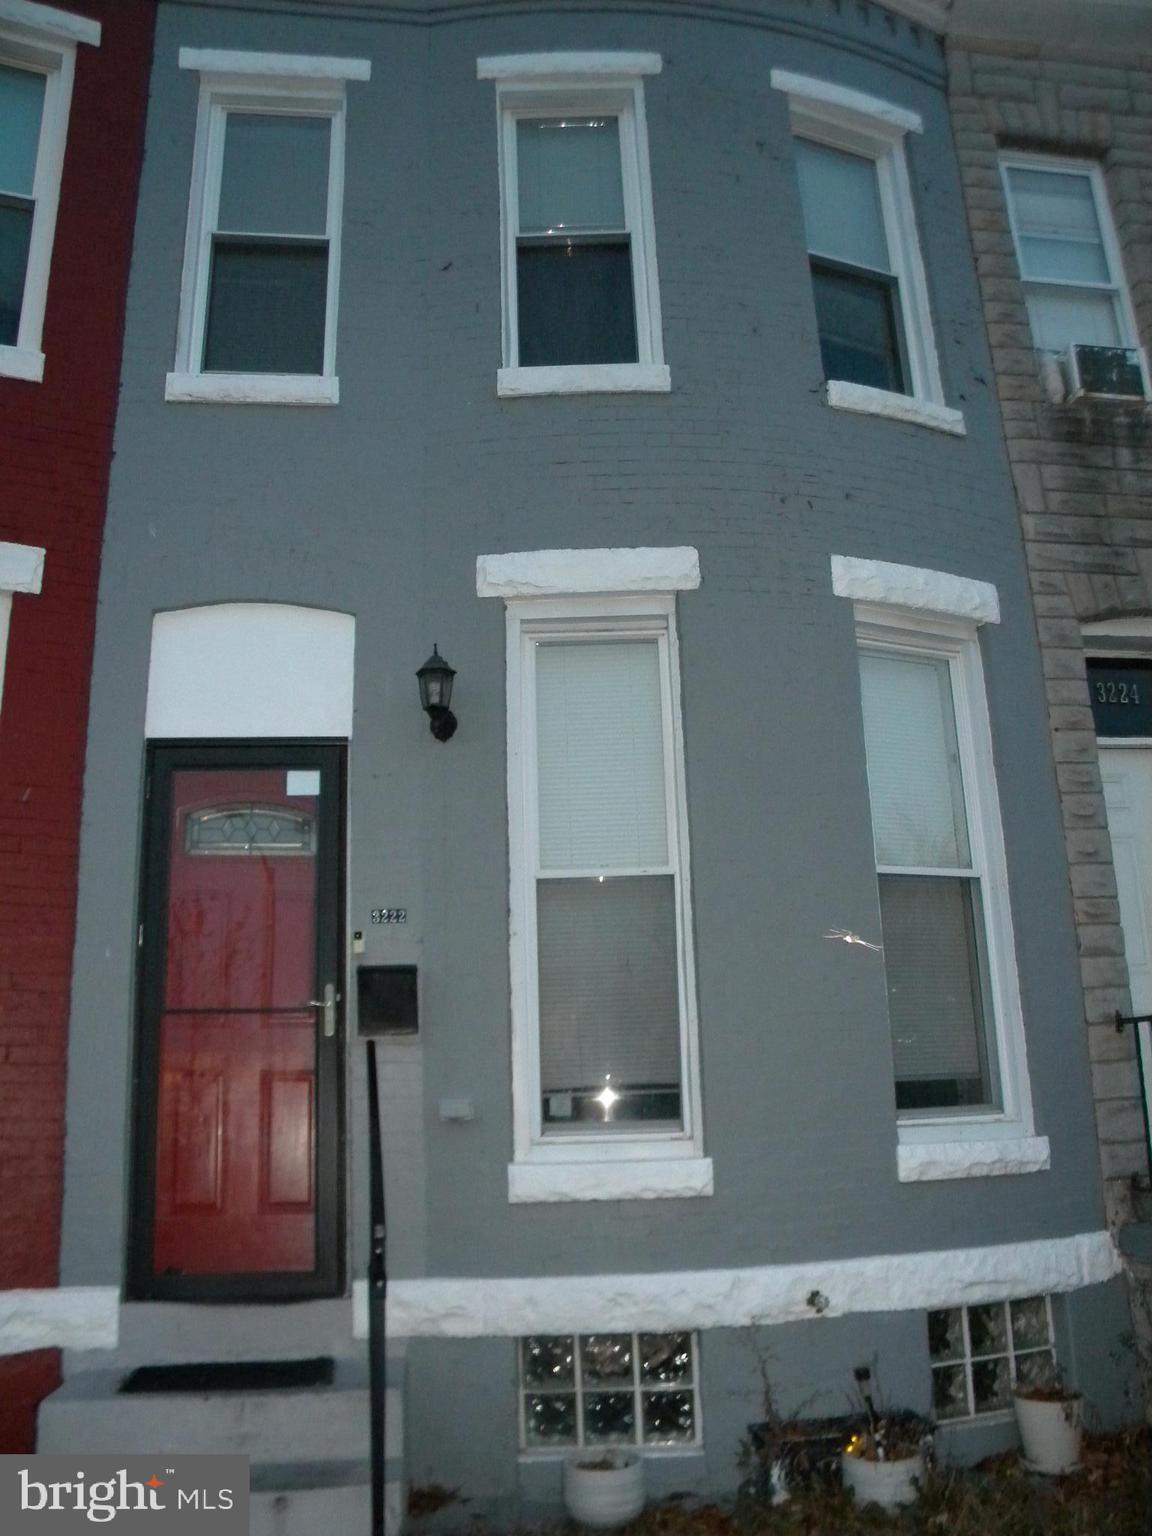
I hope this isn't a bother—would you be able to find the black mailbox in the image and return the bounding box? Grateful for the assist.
[357,965,418,1036]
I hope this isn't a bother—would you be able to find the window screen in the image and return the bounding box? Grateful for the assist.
[0,64,45,347]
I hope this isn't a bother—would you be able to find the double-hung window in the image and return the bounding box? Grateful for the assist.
[832,556,1045,1180]
[1000,155,1144,373]
[478,54,669,397]
[772,72,963,435]
[481,549,706,1202]
[168,50,370,405]
[0,4,99,382]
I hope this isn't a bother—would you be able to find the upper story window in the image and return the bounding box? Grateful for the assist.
[477,53,670,398]
[1000,155,1144,372]
[478,548,708,1204]
[772,71,964,437]
[0,3,101,383]
[167,49,371,406]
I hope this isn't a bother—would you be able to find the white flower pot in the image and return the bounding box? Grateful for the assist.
[1013,1390,1083,1474]
[840,1451,924,1510]
[563,1450,645,1529]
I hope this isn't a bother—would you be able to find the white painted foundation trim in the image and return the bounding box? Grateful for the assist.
[478,51,662,80]
[897,1136,1051,1182]
[0,540,46,594]
[478,547,701,599]
[0,344,45,382]
[351,1231,1118,1339]
[178,47,371,81]
[0,0,100,46]
[509,1158,713,1204]
[827,381,966,435]
[165,372,340,406]
[0,1287,119,1354]
[769,70,923,134]
[145,604,356,739]
[831,555,1000,625]
[497,363,671,397]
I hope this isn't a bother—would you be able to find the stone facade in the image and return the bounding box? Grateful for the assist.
[947,22,1152,1225]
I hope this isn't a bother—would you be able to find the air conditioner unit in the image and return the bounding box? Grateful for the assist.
[1063,343,1148,402]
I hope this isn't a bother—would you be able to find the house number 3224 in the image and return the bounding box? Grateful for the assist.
[371,908,407,924]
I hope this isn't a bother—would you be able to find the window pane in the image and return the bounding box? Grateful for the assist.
[881,875,996,1111]
[973,1356,1012,1413]
[537,875,682,1130]
[0,199,34,347]
[584,1392,635,1445]
[581,1335,633,1383]
[0,65,46,199]
[968,1303,1008,1357]
[1015,1350,1055,1389]
[218,114,330,237]
[928,1308,964,1363]
[1007,167,1103,245]
[536,641,668,871]
[811,261,906,393]
[522,1336,575,1389]
[202,240,328,374]
[1018,234,1110,286]
[643,1392,695,1443]
[518,117,625,234]
[525,1393,577,1446]
[517,240,637,366]
[796,138,890,273]
[640,1333,692,1385]
[859,652,971,870]
[1010,1297,1050,1351]
[1023,285,1122,353]
[932,1364,969,1420]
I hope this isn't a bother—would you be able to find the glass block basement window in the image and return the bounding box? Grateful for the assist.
[929,1297,1055,1420]
[520,1333,699,1450]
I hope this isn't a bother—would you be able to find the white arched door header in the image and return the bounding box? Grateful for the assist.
[145,604,356,739]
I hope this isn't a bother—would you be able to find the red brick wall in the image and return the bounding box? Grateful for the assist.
[0,1,155,1450]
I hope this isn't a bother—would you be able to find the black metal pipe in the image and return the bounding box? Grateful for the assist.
[367,1039,388,1536]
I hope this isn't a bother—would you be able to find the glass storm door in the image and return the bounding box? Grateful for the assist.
[132,745,344,1299]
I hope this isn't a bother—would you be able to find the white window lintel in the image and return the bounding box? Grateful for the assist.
[831,555,1000,626]
[0,1,99,48]
[898,1137,1051,1182]
[478,51,661,81]
[770,69,922,136]
[478,546,701,599]
[178,47,371,82]
[0,540,46,594]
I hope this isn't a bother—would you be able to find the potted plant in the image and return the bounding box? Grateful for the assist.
[1013,1367,1083,1474]
[839,1366,933,1511]
[562,1448,645,1529]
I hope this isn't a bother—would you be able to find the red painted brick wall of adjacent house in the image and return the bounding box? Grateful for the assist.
[0,1,154,1451]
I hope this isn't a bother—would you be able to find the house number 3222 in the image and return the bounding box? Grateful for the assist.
[371,908,407,924]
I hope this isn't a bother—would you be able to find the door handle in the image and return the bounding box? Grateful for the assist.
[308,982,339,1038]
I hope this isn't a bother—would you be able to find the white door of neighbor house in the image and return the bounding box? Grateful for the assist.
[1099,747,1152,1160]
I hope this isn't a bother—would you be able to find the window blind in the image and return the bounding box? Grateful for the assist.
[0,65,44,199]
[517,117,626,234]
[218,114,331,237]
[795,137,890,273]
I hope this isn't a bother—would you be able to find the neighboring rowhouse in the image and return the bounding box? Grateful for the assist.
[945,0,1152,1246]
[0,0,154,1452]
[37,0,1140,1525]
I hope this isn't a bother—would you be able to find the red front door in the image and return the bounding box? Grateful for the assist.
[134,747,343,1298]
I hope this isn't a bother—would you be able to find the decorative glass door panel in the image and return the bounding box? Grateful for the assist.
[137,749,343,1296]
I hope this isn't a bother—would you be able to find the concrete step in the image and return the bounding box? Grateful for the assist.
[37,1358,390,1462]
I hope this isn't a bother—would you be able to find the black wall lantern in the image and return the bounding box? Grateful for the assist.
[416,645,458,742]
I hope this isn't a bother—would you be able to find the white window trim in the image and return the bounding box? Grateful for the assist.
[999,152,1149,387]
[771,70,959,431]
[0,539,44,717]
[484,55,668,397]
[166,54,369,406]
[0,4,99,382]
[517,1330,702,1457]
[490,576,705,1200]
[851,603,1037,1161]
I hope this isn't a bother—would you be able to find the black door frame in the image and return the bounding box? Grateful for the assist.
[128,740,346,1302]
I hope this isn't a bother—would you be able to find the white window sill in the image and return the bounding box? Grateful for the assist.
[498,363,671,398]
[897,1136,1050,1182]
[164,372,339,406]
[826,380,966,436]
[508,1157,713,1203]
[0,345,45,383]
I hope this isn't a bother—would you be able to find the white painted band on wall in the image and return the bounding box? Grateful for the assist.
[351,1229,1118,1339]
[0,1287,119,1354]
[477,547,701,599]
[831,554,1000,625]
